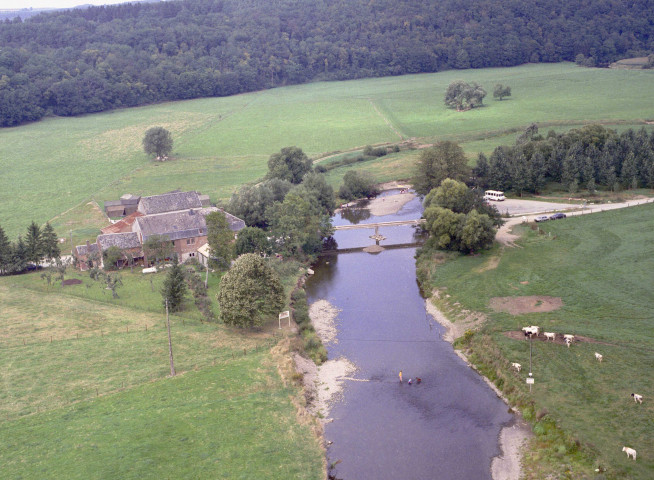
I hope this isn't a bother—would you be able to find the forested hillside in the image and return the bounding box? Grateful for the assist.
[0,0,652,126]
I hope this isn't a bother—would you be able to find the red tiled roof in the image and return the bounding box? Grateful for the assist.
[101,211,144,234]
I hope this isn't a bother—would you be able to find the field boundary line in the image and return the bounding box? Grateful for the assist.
[367,98,405,140]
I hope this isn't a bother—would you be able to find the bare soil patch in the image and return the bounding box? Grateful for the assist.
[476,255,500,273]
[62,278,83,286]
[489,296,563,315]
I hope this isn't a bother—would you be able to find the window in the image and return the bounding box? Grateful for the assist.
[186,238,196,245]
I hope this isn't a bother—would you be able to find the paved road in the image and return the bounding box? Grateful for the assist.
[496,197,654,246]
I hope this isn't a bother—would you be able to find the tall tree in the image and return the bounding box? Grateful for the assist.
[0,224,11,275]
[143,126,173,159]
[205,211,234,271]
[299,171,336,215]
[161,258,187,312]
[413,141,470,195]
[266,146,312,184]
[234,227,272,256]
[25,221,42,265]
[268,189,333,258]
[40,222,60,262]
[217,254,284,328]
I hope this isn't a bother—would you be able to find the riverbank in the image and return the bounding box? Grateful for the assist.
[295,299,356,422]
[425,295,532,480]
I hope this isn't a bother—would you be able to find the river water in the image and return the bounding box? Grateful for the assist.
[305,192,512,480]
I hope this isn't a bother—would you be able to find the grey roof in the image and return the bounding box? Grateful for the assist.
[137,191,202,215]
[120,194,141,206]
[136,210,207,242]
[76,243,99,256]
[104,200,122,208]
[97,232,142,251]
[199,207,246,232]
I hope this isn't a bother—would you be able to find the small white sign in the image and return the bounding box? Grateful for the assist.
[526,377,534,385]
[278,310,291,329]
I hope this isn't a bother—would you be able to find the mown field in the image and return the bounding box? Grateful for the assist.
[2,62,654,242]
[0,267,323,479]
[423,204,654,479]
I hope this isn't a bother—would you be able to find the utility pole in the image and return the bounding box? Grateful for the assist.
[166,298,176,377]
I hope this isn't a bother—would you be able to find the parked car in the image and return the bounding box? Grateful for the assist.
[549,212,567,220]
[534,215,549,222]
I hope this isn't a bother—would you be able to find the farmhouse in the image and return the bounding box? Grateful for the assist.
[77,191,244,270]
[103,190,211,217]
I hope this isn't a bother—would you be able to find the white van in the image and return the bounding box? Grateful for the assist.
[484,190,505,201]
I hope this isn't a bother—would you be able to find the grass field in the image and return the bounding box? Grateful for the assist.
[0,270,323,478]
[422,204,654,478]
[2,62,654,240]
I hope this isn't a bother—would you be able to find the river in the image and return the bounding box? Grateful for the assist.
[305,191,513,480]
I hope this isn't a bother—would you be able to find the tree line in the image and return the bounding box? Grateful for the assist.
[0,0,652,126]
[0,221,60,275]
[473,125,654,195]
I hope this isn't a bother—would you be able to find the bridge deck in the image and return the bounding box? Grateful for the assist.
[333,219,425,230]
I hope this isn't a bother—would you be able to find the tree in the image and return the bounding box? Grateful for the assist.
[40,222,60,262]
[25,221,42,265]
[266,146,312,184]
[444,81,486,111]
[218,254,284,328]
[10,237,28,274]
[424,179,502,227]
[268,189,333,258]
[103,245,124,270]
[205,211,234,271]
[423,178,470,213]
[0,224,10,275]
[338,170,378,201]
[143,234,174,266]
[234,227,272,256]
[493,84,511,101]
[105,273,123,299]
[143,126,173,159]
[413,141,470,195]
[300,171,336,215]
[228,179,292,228]
[161,258,187,312]
[459,209,496,253]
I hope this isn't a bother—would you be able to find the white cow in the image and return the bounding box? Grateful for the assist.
[594,352,603,362]
[622,446,637,460]
[511,362,521,372]
[563,334,574,348]
[631,393,643,404]
[544,332,556,341]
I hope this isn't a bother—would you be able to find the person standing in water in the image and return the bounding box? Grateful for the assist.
[399,370,403,383]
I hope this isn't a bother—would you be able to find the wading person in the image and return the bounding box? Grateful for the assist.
[399,370,403,383]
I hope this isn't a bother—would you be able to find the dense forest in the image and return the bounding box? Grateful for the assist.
[0,0,653,126]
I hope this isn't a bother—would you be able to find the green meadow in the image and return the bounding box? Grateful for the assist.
[424,204,654,478]
[2,62,654,240]
[0,270,323,479]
